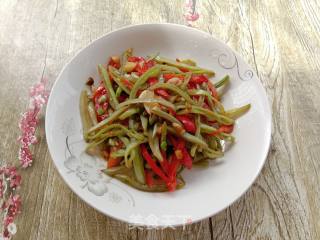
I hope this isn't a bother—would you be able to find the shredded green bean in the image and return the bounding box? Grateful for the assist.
[119,108,140,120]
[130,65,160,99]
[98,64,119,109]
[214,75,230,88]
[148,130,163,162]
[149,83,195,104]
[117,98,176,111]
[150,107,181,126]
[155,56,215,76]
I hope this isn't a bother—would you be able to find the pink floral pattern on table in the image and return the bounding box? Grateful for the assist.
[18,78,50,168]
[184,0,199,26]
[0,78,49,239]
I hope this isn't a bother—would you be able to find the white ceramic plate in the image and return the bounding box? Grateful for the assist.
[46,23,271,227]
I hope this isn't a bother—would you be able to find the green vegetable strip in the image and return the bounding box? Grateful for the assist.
[190,106,234,125]
[112,174,168,192]
[119,108,140,120]
[181,72,192,89]
[117,98,176,111]
[200,124,235,142]
[150,107,181,126]
[130,65,160,99]
[190,114,201,157]
[140,115,148,132]
[119,48,132,73]
[125,140,147,169]
[160,122,167,151]
[148,130,163,162]
[88,123,128,140]
[188,89,214,109]
[98,64,119,109]
[120,136,130,146]
[203,148,223,158]
[167,126,208,148]
[110,149,125,158]
[148,114,157,125]
[214,75,230,88]
[200,123,218,133]
[80,90,93,141]
[87,101,98,125]
[220,132,235,142]
[156,64,182,73]
[109,67,131,94]
[86,129,125,150]
[102,166,131,176]
[115,87,122,98]
[131,146,146,184]
[84,86,98,125]
[88,123,144,141]
[149,83,195,104]
[155,56,215,76]
[225,104,251,119]
[87,106,129,135]
[146,52,160,62]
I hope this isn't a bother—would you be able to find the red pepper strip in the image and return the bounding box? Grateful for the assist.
[108,58,120,69]
[168,135,179,147]
[135,61,149,74]
[107,157,121,168]
[202,102,210,110]
[209,124,234,136]
[208,82,219,100]
[93,85,109,122]
[118,94,127,103]
[219,125,234,133]
[121,78,133,89]
[190,74,209,84]
[147,77,158,85]
[166,155,180,191]
[160,150,170,174]
[176,115,196,133]
[181,148,192,169]
[146,59,155,68]
[168,135,192,169]
[136,89,143,97]
[168,108,176,116]
[163,73,184,81]
[155,89,170,99]
[140,145,170,183]
[145,170,154,187]
[180,68,189,73]
[128,56,144,62]
[187,82,197,89]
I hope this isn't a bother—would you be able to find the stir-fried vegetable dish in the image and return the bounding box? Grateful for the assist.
[80,48,250,192]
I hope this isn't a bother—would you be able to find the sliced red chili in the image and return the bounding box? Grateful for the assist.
[107,157,121,168]
[118,94,127,103]
[128,56,144,62]
[209,124,234,136]
[140,145,169,182]
[108,58,120,69]
[145,170,154,187]
[93,85,109,122]
[155,89,170,99]
[190,74,208,84]
[176,115,196,133]
[163,73,184,81]
[147,77,158,85]
[121,78,133,89]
